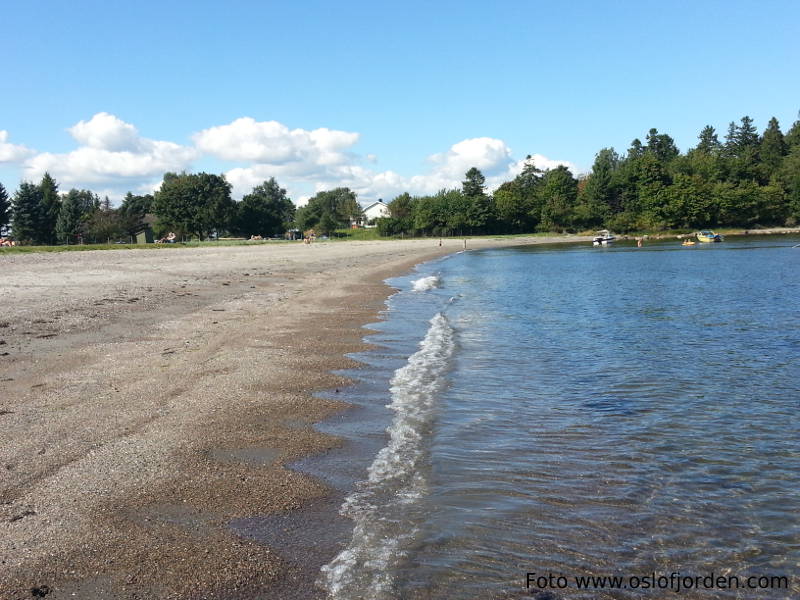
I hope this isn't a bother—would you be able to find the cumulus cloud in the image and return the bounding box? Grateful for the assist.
[219,132,576,204]
[194,117,359,167]
[22,113,197,194]
[0,130,35,163]
[8,113,576,205]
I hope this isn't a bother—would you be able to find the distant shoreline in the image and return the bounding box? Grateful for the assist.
[2,227,799,255]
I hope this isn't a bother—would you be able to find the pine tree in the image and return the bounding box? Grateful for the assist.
[462,168,492,233]
[0,182,10,234]
[627,138,644,159]
[56,189,97,244]
[760,117,786,173]
[735,116,760,149]
[11,183,44,243]
[38,172,60,245]
[645,128,679,162]
[696,125,721,154]
[462,167,487,198]
[578,148,620,225]
[723,121,738,156]
[785,114,800,149]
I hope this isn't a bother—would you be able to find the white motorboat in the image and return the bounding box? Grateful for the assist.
[592,230,616,246]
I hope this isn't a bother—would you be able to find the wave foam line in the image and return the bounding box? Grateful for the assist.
[319,313,455,599]
[411,274,441,292]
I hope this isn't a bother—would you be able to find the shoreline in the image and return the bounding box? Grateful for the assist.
[0,236,584,599]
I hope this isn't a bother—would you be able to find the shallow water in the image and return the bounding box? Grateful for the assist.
[321,236,800,599]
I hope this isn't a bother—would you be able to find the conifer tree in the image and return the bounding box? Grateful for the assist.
[0,182,10,234]
[760,117,786,174]
[462,168,493,233]
[723,121,738,156]
[696,125,721,154]
[11,182,44,243]
[56,189,97,244]
[39,172,60,244]
[735,116,760,149]
[784,114,800,149]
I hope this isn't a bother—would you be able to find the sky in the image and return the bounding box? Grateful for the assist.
[1,0,799,205]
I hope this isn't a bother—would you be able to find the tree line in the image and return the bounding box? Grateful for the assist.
[2,112,799,244]
[0,173,298,244]
[379,114,800,236]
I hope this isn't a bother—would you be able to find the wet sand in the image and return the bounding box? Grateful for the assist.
[0,236,586,599]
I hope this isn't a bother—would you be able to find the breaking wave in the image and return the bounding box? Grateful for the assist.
[411,274,441,292]
[319,313,455,599]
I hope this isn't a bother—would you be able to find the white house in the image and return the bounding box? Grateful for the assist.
[361,200,391,227]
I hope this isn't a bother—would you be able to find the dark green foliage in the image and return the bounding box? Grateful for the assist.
[85,200,127,243]
[11,182,43,243]
[645,128,680,163]
[56,189,98,243]
[295,187,359,232]
[785,116,800,149]
[575,148,619,228]
[460,168,494,233]
[118,192,154,235]
[696,126,721,154]
[538,166,578,231]
[317,212,339,236]
[760,117,786,175]
[235,178,295,237]
[153,172,235,240]
[775,147,800,224]
[382,193,417,234]
[462,167,486,198]
[388,193,414,219]
[38,173,60,245]
[0,182,10,233]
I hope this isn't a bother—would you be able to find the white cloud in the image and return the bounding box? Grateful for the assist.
[69,112,144,152]
[427,137,514,179]
[220,133,576,204]
[22,113,197,195]
[193,117,359,167]
[8,113,577,205]
[0,130,35,163]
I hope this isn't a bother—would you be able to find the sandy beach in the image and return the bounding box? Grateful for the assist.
[0,236,588,600]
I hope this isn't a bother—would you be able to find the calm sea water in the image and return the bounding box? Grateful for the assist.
[319,236,800,600]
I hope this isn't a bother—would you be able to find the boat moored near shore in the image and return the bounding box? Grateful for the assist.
[592,230,616,246]
[696,230,723,242]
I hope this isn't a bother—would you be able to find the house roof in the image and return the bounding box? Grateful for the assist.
[363,200,389,211]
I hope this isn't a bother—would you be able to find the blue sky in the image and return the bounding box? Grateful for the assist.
[1,0,798,204]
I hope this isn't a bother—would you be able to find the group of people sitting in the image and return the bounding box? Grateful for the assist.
[0,237,16,247]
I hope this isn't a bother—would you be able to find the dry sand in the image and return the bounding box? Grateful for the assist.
[0,236,585,599]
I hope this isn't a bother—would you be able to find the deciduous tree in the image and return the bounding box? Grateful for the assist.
[153,172,235,240]
[235,178,295,237]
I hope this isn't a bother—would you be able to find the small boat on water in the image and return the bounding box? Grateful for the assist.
[682,239,696,246]
[696,230,722,243]
[592,230,616,246]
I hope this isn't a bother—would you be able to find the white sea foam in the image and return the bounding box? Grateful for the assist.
[411,274,440,292]
[319,313,455,599]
